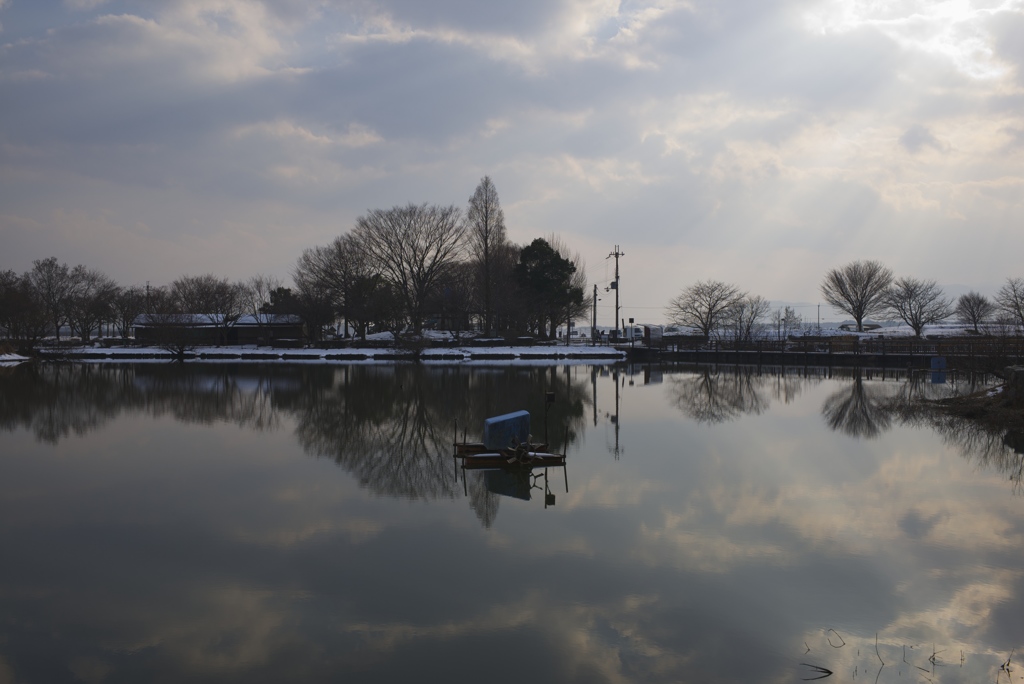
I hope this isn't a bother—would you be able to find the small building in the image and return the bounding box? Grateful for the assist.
[133,313,303,346]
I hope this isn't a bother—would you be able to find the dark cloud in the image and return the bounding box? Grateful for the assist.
[899,124,944,153]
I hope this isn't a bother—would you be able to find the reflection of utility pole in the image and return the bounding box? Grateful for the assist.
[611,368,621,460]
[591,366,598,426]
[606,246,623,340]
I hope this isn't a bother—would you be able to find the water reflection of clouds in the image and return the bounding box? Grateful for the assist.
[4,363,1024,682]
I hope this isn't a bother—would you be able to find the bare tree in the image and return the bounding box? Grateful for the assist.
[0,270,47,344]
[170,274,245,345]
[353,203,466,334]
[665,280,745,338]
[111,285,147,340]
[467,176,507,335]
[66,265,119,342]
[347,274,403,339]
[725,295,771,345]
[883,277,953,337]
[995,277,1024,333]
[820,260,893,332]
[955,291,994,334]
[292,250,339,342]
[770,305,802,341]
[241,274,283,345]
[428,261,476,339]
[324,234,371,337]
[28,257,73,341]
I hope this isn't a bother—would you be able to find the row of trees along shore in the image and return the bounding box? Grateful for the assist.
[665,260,1024,340]
[0,178,591,346]
[4,198,1024,348]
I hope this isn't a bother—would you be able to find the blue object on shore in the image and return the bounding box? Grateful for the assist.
[483,410,531,450]
[930,356,946,370]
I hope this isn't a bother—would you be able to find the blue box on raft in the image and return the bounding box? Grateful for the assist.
[483,410,531,450]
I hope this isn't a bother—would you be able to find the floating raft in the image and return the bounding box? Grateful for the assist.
[459,451,565,469]
[453,410,566,469]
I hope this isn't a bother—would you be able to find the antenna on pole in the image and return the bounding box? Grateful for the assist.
[606,245,623,341]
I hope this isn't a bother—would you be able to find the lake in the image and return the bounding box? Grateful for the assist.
[1,361,1022,683]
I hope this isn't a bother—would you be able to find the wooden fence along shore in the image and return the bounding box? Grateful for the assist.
[639,335,1024,369]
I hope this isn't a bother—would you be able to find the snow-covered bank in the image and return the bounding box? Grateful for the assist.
[47,345,627,363]
[0,353,31,364]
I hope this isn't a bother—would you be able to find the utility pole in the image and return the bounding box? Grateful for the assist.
[592,284,598,347]
[606,245,623,341]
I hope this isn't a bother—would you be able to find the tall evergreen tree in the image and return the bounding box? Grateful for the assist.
[467,177,507,336]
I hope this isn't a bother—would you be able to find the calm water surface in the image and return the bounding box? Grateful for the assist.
[1,362,1022,683]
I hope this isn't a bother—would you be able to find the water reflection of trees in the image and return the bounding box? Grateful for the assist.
[667,368,772,424]
[292,365,592,503]
[669,368,769,424]
[0,363,132,443]
[886,400,1024,492]
[820,372,893,438]
[0,363,288,443]
[820,370,999,440]
[1,363,593,520]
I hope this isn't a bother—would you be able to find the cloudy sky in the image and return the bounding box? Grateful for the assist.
[1,0,1022,324]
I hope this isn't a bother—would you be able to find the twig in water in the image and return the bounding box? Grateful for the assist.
[999,648,1014,679]
[800,663,834,681]
[876,633,885,665]
[827,628,846,648]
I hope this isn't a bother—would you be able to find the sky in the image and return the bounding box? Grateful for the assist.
[1,0,1022,325]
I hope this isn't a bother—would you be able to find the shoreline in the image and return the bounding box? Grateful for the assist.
[32,345,628,363]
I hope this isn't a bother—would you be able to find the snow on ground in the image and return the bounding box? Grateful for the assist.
[0,353,30,364]
[53,344,627,363]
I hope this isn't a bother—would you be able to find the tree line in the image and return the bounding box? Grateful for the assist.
[4,187,1024,348]
[0,177,591,346]
[665,260,1024,340]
